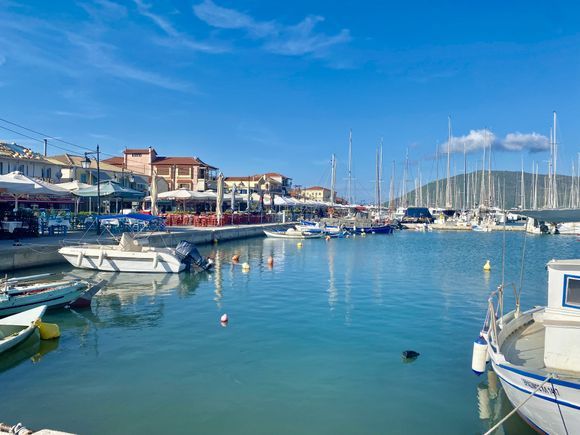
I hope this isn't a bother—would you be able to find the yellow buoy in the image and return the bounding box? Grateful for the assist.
[297,242,303,248]
[483,260,491,271]
[325,235,331,241]
[34,320,60,340]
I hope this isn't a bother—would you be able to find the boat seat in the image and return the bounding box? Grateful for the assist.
[118,233,143,252]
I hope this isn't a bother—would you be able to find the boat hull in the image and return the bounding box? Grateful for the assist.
[263,230,323,239]
[491,360,580,434]
[59,247,185,273]
[0,281,102,317]
[0,306,45,355]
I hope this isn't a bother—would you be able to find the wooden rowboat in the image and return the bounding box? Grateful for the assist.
[0,306,46,355]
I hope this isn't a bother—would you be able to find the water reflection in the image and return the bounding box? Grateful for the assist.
[476,370,535,434]
[327,241,337,311]
[0,332,59,374]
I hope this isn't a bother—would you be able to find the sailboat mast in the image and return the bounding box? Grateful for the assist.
[463,136,467,210]
[330,153,336,204]
[553,111,558,208]
[520,156,525,209]
[389,160,395,211]
[435,143,440,209]
[488,133,492,207]
[445,116,452,208]
[347,129,353,205]
[379,139,383,219]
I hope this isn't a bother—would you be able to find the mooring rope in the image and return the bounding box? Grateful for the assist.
[483,373,554,435]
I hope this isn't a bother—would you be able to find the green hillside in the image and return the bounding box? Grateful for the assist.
[399,171,577,209]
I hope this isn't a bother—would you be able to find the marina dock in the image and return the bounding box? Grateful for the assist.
[0,222,292,273]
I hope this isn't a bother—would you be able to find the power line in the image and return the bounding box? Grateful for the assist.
[0,117,93,152]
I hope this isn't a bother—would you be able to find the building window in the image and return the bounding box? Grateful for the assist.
[178,183,191,189]
[198,168,205,179]
[80,173,88,183]
[132,153,142,157]
[177,166,191,177]
[157,167,170,176]
[565,276,580,308]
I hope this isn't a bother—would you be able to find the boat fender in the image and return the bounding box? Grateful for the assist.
[34,320,60,340]
[472,335,488,375]
[76,251,84,267]
[98,249,106,267]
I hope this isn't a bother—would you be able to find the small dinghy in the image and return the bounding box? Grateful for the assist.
[0,273,107,317]
[0,305,46,355]
[263,228,323,239]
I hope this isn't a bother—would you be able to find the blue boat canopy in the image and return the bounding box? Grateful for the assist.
[404,207,433,219]
[94,213,163,222]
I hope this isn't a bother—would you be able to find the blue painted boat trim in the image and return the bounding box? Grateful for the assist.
[499,363,580,390]
[494,366,580,411]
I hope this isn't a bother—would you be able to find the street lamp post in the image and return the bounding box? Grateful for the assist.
[82,144,101,232]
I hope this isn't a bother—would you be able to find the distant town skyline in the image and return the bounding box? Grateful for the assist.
[1,1,579,201]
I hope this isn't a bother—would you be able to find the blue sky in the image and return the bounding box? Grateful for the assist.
[1,0,579,200]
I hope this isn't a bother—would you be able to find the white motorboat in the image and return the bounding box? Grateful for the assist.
[472,209,580,434]
[59,234,213,273]
[0,273,106,317]
[263,228,323,239]
[0,305,45,355]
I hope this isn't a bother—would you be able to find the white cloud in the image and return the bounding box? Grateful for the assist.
[67,34,192,91]
[502,132,549,152]
[193,0,351,57]
[444,128,549,154]
[133,0,225,52]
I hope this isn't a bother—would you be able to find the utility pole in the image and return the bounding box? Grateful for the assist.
[347,129,353,205]
[330,153,336,204]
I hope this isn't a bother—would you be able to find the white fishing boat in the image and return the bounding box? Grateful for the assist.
[472,210,580,434]
[263,228,323,239]
[0,306,45,355]
[60,234,213,273]
[0,273,106,317]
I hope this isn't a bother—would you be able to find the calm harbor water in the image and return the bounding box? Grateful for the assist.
[1,231,578,434]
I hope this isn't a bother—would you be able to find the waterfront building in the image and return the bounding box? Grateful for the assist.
[103,147,218,192]
[0,142,62,182]
[301,186,332,202]
[47,154,155,193]
[224,173,292,196]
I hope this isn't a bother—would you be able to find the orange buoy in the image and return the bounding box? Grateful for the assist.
[232,254,240,262]
[267,255,274,266]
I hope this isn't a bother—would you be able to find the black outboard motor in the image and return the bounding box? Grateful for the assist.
[175,240,214,271]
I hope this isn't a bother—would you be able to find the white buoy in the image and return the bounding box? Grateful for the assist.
[472,335,488,375]
[220,313,228,323]
[242,262,250,272]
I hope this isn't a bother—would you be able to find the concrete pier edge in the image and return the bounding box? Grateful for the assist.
[0,223,292,273]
